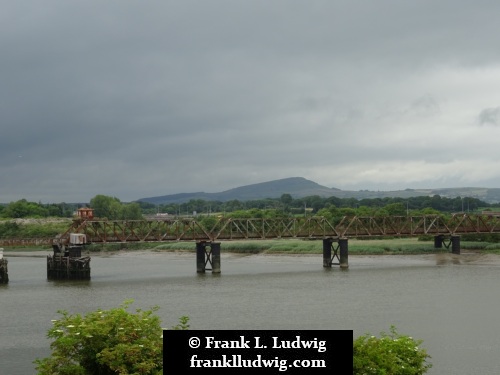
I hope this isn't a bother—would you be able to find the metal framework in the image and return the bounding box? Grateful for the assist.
[54,213,500,244]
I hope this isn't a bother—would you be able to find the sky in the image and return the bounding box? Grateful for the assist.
[3,1,500,203]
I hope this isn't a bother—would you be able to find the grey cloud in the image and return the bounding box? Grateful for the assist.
[408,95,441,117]
[478,107,500,126]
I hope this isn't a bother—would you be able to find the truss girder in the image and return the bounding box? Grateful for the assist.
[59,214,500,244]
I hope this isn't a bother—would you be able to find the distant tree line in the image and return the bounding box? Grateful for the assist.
[0,199,77,218]
[0,194,494,220]
[0,195,143,220]
[141,193,491,219]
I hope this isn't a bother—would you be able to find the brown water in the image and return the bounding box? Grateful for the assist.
[1,250,500,374]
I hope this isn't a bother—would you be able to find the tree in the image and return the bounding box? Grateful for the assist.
[356,205,377,216]
[225,199,244,211]
[2,199,48,218]
[90,195,122,219]
[121,203,143,220]
[384,203,407,216]
[280,193,293,206]
[34,300,189,375]
[89,195,143,220]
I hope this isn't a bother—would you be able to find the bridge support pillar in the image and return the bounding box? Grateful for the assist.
[196,242,221,273]
[196,242,205,273]
[322,238,348,269]
[211,242,221,273]
[451,235,461,255]
[323,238,333,267]
[339,238,349,269]
[434,235,444,248]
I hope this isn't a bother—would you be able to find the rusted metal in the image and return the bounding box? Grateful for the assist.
[53,213,500,245]
[1,214,495,248]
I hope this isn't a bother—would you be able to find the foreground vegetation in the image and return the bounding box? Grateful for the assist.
[35,302,431,375]
[354,326,432,374]
[34,300,189,375]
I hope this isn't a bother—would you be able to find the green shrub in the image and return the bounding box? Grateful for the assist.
[34,300,188,375]
[353,326,432,375]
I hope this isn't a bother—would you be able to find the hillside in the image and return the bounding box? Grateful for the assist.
[137,177,500,205]
[137,177,336,205]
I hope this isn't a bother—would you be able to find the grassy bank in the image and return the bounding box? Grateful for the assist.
[82,237,500,255]
[5,237,500,255]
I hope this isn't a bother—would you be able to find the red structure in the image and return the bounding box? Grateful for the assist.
[76,207,94,220]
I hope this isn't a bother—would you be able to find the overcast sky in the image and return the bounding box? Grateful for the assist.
[3,1,500,203]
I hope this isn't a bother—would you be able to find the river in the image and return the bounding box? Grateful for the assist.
[1,250,500,374]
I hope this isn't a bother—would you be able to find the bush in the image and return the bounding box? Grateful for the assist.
[353,326,432,374]
[34,300,189,375]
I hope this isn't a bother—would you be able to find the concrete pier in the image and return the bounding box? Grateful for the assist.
[434,234,460,254]
[451,235,461,255]
[339,238,349,269]
[322,238,348,269]
[322,238,334,267]
[434,235,444,249]
[196,242,221,273]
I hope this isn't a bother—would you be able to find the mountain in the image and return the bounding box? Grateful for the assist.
[137,177,336,205]
[136,177,500,205]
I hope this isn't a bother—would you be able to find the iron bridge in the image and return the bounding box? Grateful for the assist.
[56,213,500,244]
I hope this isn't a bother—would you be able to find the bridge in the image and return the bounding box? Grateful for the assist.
[52,213,500,273]
[57,213,500,242]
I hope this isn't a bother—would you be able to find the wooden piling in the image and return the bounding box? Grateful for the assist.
[47,245,91,280]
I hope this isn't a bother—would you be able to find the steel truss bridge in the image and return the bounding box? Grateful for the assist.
[57,213,500,244]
